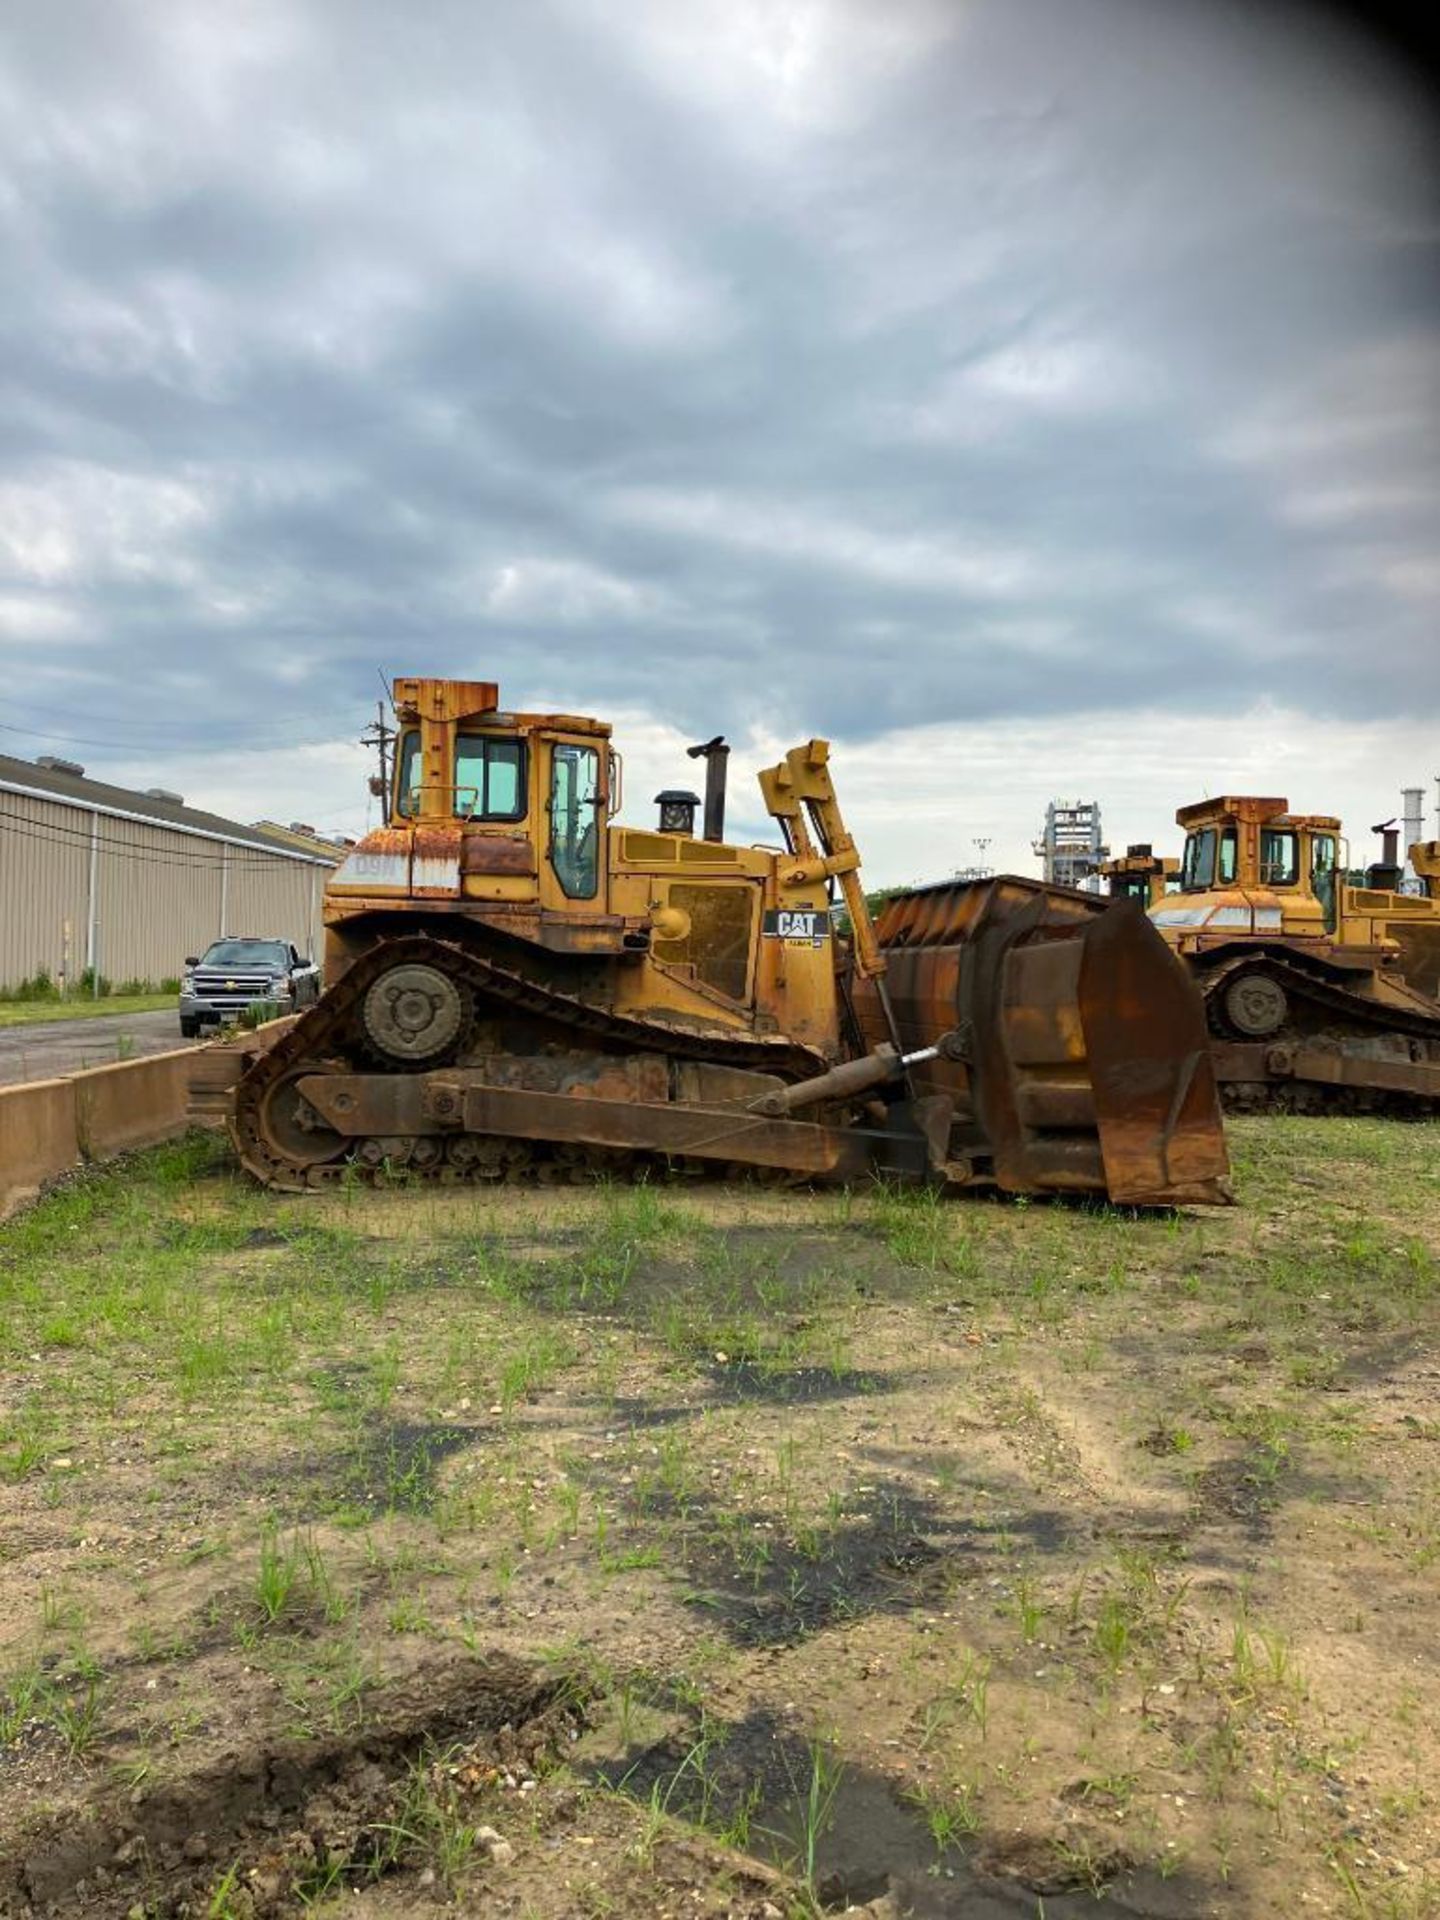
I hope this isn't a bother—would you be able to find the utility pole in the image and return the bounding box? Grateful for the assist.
[361,701,396,820]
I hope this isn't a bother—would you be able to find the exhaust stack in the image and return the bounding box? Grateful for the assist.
[1367,819,1403,892]
[687,736,730,843]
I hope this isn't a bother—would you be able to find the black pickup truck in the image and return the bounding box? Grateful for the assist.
[179,937,321,1036]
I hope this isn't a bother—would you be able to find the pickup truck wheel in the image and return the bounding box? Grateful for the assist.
[180,1016,200,1038]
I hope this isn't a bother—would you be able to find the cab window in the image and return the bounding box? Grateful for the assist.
[396,732,422,817]
[550,744,601,898]
[1182,829,1216,891]
[394,731,526,820]
[1311,833,1339,933]
[1218,829,1237,884]
[1260,829,1299,886]
[454,735,526,820]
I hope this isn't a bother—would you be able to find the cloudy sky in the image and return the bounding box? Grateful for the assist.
[1,0,1437,881]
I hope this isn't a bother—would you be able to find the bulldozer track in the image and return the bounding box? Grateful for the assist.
[1202,950,1440,1044]
[1200,950,1440,1115]
[230,932,831,1190]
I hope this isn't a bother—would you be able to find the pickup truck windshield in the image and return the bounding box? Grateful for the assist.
[200,941,289,968]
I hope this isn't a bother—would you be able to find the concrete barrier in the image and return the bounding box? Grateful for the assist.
[0,1074,82,1218]
[74,1047,199,1161]
[0,1045,198,1220]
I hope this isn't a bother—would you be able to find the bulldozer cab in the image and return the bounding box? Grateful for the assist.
[1173,798,1340,902]
[1102,845,1178,909]
[384,678,615,917]
[1154,797,1440,976]
[1152,797,1342,941]
[326,678,849,1059]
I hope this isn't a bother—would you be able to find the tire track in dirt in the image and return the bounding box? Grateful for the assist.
[2,1651,575,1917]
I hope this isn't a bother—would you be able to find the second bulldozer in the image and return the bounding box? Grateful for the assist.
[195,676,1230,1205]
[1102,844,1178,909]
[1149,796,1440,1111]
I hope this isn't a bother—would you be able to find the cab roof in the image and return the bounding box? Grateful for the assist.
[392,675,610,738]
[1175,795,1341,833]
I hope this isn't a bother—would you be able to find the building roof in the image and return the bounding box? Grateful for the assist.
[251,820,350,862]
[0,752,338,864]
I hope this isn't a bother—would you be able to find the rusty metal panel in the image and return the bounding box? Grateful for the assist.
[393,678,500,722]
[411,824,462,896]
[328,829,413,895]
[1013,1079,1097,1129]
[673,1061,786,1107]
[873,874,1100,951]
[1390,922,1440,1001]
[461,834,536,877]
[1001,943,1087,1065]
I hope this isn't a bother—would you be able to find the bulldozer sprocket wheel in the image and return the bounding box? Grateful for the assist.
[1219,970,1289,1038]
[361,962,471,1066]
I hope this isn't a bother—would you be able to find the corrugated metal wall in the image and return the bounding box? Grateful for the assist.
[0,789,330,990]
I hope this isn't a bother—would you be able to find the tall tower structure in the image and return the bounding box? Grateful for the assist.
[1033,799,1109,894]
[1402,786,1426,886]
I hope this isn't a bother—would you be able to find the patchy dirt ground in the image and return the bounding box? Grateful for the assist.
[1,1119,1437,1918]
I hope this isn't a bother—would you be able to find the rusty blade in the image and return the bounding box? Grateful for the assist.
[856,876,1231,1206]
[1076,900,1232,1205]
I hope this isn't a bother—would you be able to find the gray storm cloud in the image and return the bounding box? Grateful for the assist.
[0,0,1436,787]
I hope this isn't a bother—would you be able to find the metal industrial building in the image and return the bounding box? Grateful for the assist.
[0,753,342,993]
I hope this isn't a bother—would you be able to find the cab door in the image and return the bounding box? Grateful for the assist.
[539,734,608,915]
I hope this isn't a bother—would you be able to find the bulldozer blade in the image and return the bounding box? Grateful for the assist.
[857,877,1231,1207]
[1075,897,1232,1205]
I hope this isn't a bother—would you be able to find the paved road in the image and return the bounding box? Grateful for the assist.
[0,1010,204,1086]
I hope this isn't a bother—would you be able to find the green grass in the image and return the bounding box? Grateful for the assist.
[0,993,173,1028]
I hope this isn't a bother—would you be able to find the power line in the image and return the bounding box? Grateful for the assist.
[0,715,362,752]
[0,821,333,882]
[0,803,341,874]
[0,817,324,876]
[0,802,338,868]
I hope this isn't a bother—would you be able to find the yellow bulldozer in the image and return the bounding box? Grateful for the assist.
[1102,844,1179,909]
[194,676,1230,1205]
[1147,795,1440,1110]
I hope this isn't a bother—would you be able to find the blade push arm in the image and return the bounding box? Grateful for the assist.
[757,739,886,981]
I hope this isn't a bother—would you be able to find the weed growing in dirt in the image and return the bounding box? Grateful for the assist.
[0,1656,106,1759]
[248,1525,336,1631]
[906,1774,983,1856]
[792,1733,846,1898]
[868,1182,976,1277]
